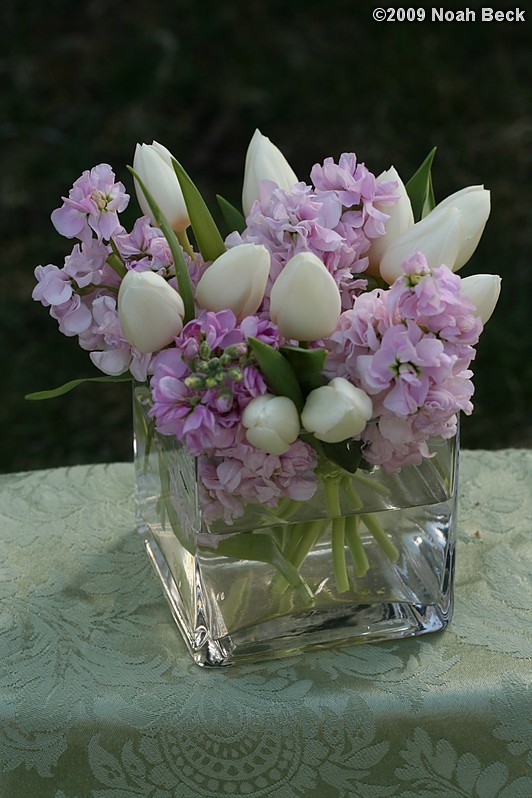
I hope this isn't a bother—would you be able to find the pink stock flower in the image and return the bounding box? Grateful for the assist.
[149,310,279,456]
[63,239,109,288]
[198,429,317,523]
[51,163,129,243]
[323,255,481,471]
[33,264,73,307]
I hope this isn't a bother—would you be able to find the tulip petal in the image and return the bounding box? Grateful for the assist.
[460,273,501,324]
[269,252,341,340]
[242,129,298,218]
[128,167,195,322]
[195,243,270,318]
[379,207,463,284]
[434,185,491,271]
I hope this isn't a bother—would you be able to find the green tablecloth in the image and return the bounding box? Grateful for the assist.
[1,450,531,798]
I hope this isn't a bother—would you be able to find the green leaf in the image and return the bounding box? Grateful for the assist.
[247,337,304,411]
[106,238,127,278]
[279,345,328,391]
[210,532,314,600]
[406,147,437,222]
[25,375,132,401]
[171,158,226,263]
[216,194,246,234]
[127,166,195,323]
[320,439,364,474]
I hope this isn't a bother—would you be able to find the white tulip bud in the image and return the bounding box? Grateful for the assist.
[242,394,300,455]
[379,207,463,285]
[367,166,414,274]
[133,141,190,232]
[269,252,341,341]
[433,185,491,271]
[118,270,185,353]
[301,378,373,443]
[242,129,298,218]
[195,243,270,318]
[460,273,501,324]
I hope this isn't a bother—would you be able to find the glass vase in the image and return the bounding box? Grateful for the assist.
[133,385,458,667]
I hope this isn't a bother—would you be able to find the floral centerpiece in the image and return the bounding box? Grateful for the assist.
[29,131,501,666]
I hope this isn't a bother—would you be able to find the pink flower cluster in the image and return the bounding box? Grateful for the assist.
[325,252,482,470]
[199,431,317,524]
[232,153,397,312]
[149,309,318,521]
[33,166,203,381]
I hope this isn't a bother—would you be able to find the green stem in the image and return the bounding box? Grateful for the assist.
[271,524,285,550]
[342,476,363,510]
[272,522,306,593]
[106,252,127,278]
[332,517,350,593]
[324,477,350,593]
[277,519,326,596]
[345,515,369,577]
[177,229,195,258]
[323,477,341,516]
[361,513,399,562]
[291,520,325,568]
[282,522,306,563]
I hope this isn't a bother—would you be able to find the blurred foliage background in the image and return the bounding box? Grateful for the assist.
[1,0,530,473]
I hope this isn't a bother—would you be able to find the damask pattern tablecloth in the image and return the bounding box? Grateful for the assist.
[1,450,531,798]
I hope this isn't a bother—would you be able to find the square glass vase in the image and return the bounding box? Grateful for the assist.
[133,385,458,667]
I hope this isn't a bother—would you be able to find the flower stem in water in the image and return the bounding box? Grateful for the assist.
[361,512,399,562]
[332,516,350,593]
[345,515,370,577]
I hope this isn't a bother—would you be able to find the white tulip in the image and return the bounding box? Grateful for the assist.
[118,269,185,353]
[433,185,491,271]
[367,166,414,274]
[242,129,298,218]
[460,274,501,324]
[301,378,373,444]
[133,141,190,232]
[195,243,270,318]
[269,252,341,341]
[377,184,490,284]
[379,207,463,285]
[242,394,300,455]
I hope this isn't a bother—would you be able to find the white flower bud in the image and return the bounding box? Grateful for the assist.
[367,166,414,274]
[301,378,373,443]
[433,185,491,271]
[133,141,190,232]
[242,129,298,218]
[269,252,341,341]
[379,207,463,285]
[118,269,185,353]
[460,273,501,324]
[242,394,300,455]
[195,243,270,318]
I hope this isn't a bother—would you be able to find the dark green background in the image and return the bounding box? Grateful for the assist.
[2,1,530,473]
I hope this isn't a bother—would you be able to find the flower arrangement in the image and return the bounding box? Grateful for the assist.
[29,131,501,601]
